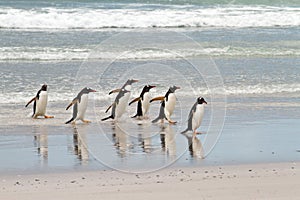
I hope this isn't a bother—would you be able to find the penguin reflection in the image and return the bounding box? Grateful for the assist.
[138,126,152,153]
[182,133,204,159]
[33,126,48,165]
[111,124,128,157]
[159,124,176,157]
[72,126,89,165]
[139,134,152,153]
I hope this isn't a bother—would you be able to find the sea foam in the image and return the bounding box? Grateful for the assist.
[0,5,299,29]
[1,83,299,104]
[1,46,299,61]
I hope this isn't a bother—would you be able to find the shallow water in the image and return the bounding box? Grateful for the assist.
[0,0,300,174]
[1,113,300,174]
[0,94,299,173]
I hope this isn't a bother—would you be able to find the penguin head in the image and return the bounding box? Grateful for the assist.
[125,79,139,86]
[169,85,180,93]
[41,84,47,91]
[143,85,156,93]
[197,97,207,104]
[81,87,97,94]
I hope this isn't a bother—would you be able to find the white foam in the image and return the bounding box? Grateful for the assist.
[1,46,299,61]
[0,5,299,29]
[1,83,299,104]
[224,83,300,95]
[0,47,90,61]
[185,83,300,96]
[0,90,110,104]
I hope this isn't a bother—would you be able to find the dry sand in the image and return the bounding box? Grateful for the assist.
[0,162,299,200]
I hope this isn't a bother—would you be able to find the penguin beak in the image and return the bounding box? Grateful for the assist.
[90,89,97,92]
[149,85,156,89]
[204,100,207,104]
[176,86,181,90]
[132,79,139,83]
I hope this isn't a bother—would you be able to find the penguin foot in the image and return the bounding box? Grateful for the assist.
[44,115,54,119]
[82,119,91,123]
[168,120,177,125]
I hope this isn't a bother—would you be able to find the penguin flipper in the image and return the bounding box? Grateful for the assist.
[105,103,115,113]
[150,96,164,103]
[151,99,166,123]
[181,110,194,133]
[65,118,74,124]
[152,103,165,123]
[66,102,78,124]
[25,97,36,107]
[66,99,78,110]
[151,116,161,123]
[101,115,114,121]
[108,88,121,95]
[183,103,197,132]
[129,97,141,106]
[32,100,37,118]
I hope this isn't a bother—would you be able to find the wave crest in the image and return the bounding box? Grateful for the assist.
[0,6,299,29]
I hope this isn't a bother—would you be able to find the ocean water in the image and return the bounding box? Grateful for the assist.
[0,0,299,173]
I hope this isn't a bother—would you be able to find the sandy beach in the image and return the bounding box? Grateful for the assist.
[0,0,299,199]
[1,162,299,200]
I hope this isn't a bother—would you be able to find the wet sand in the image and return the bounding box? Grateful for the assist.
[1,116,300,173]
[0,162,299,199]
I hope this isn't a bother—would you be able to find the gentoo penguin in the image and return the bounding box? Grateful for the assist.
[129,85,156,119]
[102,79,138,121]
[181,97,207,136]
[25,84,53,119]
[65,87,96,124]
[150,86,180,124]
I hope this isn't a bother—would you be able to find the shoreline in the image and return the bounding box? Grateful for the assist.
[0,117,300,173]
[0,162,299,199]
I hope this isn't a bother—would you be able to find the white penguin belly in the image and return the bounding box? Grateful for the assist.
[142,92,151,115]
[164,93,176,120]
[116,92,130,118]
[192,105,205,131]
[76,94,88,120]
[35,91,48,116]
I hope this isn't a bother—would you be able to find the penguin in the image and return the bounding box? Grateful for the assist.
[101,88,130,121]
[65,87,97,124]
[25,84,53,119]
[181,97,207,136]
[129,85,156,119]
[102,79,138,121]
[150,86,180,124]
